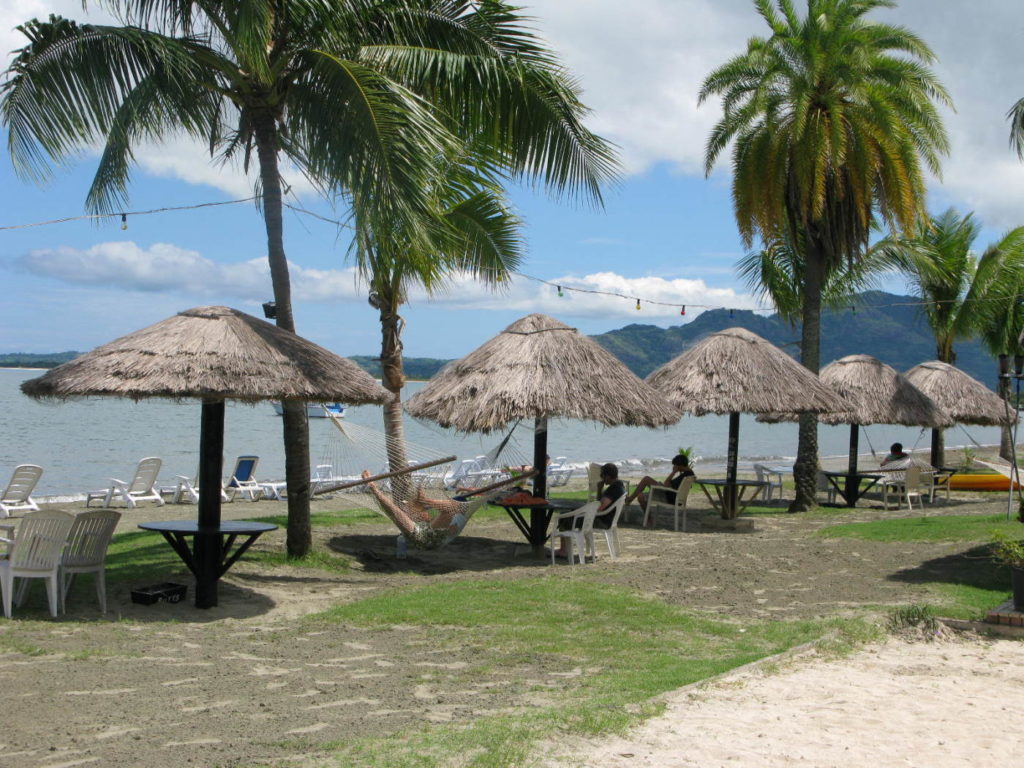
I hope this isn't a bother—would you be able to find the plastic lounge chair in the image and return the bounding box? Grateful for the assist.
[816,471,838,504]
[882,466,925,510]
[226,456,263,501]
[170,473,235,504]
[0,509,75,618]
[643,475,695,532]
[0,464,43,517]
[753,464,785,501]
[548,501,599,566]
[593,494,627,558]
[61,509,121,614]
[86,457,165,509]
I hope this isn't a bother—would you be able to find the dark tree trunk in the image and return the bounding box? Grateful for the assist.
[789,246,824,512]
[931,342,954,468]
[998,357,1014,461]
[378,289,412,502]
[253,112,312,558]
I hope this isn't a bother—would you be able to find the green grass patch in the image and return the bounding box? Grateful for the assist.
[310,577,865,766]
[816,514,1022,543]
[252,507,381,528]
[249,548,352,573]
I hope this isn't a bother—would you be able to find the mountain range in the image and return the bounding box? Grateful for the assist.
[0,291,1004,387]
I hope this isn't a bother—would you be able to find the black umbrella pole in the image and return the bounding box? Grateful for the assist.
[533,417,548,500]
[725,412,740,519]
[845,425,860,506]
[195,399,225,609]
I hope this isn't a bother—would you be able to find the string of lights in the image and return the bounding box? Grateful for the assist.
[2,195,1019,317]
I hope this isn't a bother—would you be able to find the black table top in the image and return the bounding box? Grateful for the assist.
[496,498,583,511]
[823,470,883,478]
[139,520,278,535]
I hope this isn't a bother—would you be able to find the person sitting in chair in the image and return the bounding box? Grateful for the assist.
[625,454,695,527]
[881,442,909,466]
[554,463,625,558]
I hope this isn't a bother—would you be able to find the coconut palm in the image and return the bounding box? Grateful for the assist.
[354,154,523,498]
[700,0,951,510]
[1,1,616,555]
[887,209,1024,464]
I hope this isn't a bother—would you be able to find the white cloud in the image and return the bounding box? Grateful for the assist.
[18,241,764,320]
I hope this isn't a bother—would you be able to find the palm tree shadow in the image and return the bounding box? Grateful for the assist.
[327,532,551,574]
[888,543,1007,592]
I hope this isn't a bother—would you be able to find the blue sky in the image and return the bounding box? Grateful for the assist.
[2,0,1023,360]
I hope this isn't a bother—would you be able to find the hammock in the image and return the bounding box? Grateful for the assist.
[313,415,535,550]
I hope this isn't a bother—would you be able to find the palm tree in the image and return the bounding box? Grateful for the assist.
[887,209,1024,464]
[353,153,523,498]
[699,0,951,510]
[2,1,616,555]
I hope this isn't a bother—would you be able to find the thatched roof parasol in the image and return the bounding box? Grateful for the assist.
[759,354,952,427]
[645,327,846,416]
[904,361,1015,427]
[22,306,388,608]
[406,313,679,517]
[645,328,848,519]
[405,313,680,431]
[22,305,387,404]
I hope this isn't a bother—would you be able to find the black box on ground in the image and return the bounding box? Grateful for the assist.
[131,582,187,605]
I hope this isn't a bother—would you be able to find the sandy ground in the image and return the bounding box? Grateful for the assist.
[0,482,1021,767]
[541,635,1024,768]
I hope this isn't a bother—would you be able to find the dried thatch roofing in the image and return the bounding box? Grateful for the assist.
[404,313,680,432]
[644,327,848,416]
[904,360,1015,426]
[21,306,388,404]
[761,354,952,427]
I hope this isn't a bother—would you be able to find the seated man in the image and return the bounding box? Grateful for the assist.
[554,462,625,558]
[625,454,695,527]
[881,442,909,466]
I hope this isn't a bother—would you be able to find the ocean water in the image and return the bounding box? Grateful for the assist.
[0,367,1006,500]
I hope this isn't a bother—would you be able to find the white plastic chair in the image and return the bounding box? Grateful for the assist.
[586,463,604,501]
[593,494,627,558]
[548,501,599,567]
[753,464,785,501]
[643,475,695,532]
[171,473,235,504]
[61,510,121,614]
[87,457,165,509]
[882,466,925,510]
[816,471,838,504]
[226,455,263,501]
[0,509,75,618]
[0,464,43,517]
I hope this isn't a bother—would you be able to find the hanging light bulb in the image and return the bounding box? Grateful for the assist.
[680,305,686,316]
[635,298,641,311]
[557,285,564,297]
[120,213,128,231]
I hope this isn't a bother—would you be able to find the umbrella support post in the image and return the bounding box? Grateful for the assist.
[195,399,225,609]
[845,425,860,506]
[724,412,740,519]
[531,417,549,554]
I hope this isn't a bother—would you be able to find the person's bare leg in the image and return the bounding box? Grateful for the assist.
[625,476,656,505]
[363,471,419,536]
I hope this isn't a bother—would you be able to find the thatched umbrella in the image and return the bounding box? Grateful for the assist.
[905,360,1016,467]
[762,354,952,503]
[22,306,388,608]
[646,327,847,518]
[405,313,680,503]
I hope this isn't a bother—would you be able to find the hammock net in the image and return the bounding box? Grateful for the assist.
[314,415,534,550]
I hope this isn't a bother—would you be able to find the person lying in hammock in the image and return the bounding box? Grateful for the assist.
[361,470,471,550]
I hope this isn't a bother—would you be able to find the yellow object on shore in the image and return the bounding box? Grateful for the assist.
[947,473,1016,492]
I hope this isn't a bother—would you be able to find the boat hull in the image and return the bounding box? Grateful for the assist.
[272,402,345,419]
[947,473,1017,492]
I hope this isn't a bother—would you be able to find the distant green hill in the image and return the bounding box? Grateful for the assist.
[0,351,80,369]
[591,290,1002,387]
[346,355,449,381]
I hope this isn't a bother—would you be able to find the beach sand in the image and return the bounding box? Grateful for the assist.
[540,635,1024,767]
[0,486,1021,766]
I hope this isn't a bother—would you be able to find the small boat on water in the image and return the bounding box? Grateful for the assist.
[272,402,345,419]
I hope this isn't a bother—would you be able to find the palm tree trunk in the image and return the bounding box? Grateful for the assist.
[998,358,1014,461]
[931,341,954,468]
[789,248,824,512]
[253,111,312,558]
[378,290,411,502]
